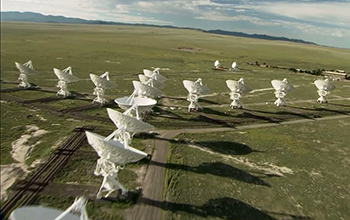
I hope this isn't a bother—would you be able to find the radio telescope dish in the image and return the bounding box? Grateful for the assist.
[90,72,117,105]
[230,61,240,71]
[115,96,157,120]
[107,108,154,134]
[15,61,37,75]
[143,68,168,83]
[90,72,117,90]
[271,78,294,107]
[183,79,210,95]
[214,60,221,68]
[271,79,294,92]
[231,62,237,69]
[53,67,80,97]
[138,74,164,88]
[85,131,148,198]
[86,131,147,165]
[132,80,163,98]
[183,78,210,112]
[314,79,336,103]
[54,67,79,82]
[15,61,37,88]
[85,108,151,199]
[226,78,252,109]
[10,197,89,220]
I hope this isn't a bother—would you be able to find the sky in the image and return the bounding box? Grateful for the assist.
[2,0,350,49]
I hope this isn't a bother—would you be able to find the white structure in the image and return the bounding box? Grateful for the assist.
[214,60,221,69]
[90,72,117,105]
[132,80,163,99]
[143,68,168,83]
[10,197,89,220]
[15,61,36,88]
[114,79,159,120]
[231,62,240,71]
[271,78,295,107]
[53,67,79,97]
[183,78,210,112]
[226,78,252,109]
[115,96,157,120]
[106,108,154,146]
[314,79,336,103]
[85,108,153,198]
[138,74,164,88]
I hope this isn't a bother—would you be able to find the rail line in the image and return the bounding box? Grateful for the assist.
[1,125,94,219]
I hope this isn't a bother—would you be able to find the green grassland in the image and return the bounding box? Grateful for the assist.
[1,22,350,219]
[165,118,350,219]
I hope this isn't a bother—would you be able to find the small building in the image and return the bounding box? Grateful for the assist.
[323,70,348,80]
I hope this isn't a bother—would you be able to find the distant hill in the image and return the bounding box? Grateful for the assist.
[1,11,316,45]
[1,11,124,25]
[203,30,316,45]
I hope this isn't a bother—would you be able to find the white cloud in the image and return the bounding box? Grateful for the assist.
[1,0,350,47]
[1,0,174,24]
[252,2,350,28]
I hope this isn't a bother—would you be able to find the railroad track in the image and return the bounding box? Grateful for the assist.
[1,125,95,219]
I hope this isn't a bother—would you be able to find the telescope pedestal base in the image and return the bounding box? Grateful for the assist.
[317,96,328,103]
[230,99,243,109]
[274,98,286,107]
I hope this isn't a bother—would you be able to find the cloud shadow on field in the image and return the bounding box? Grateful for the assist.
[152,161,271,187]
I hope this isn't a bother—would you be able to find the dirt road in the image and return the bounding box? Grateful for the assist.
[129,130,181,220]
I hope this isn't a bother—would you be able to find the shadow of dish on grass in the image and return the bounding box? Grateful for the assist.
[140,196,278,220]
[153,138,262,156]
[152,161,271,187]
[193,140,263,155]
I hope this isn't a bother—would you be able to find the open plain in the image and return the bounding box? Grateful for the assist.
[1,22,350,219]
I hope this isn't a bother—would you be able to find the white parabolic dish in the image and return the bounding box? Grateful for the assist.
[15,62,37,75]
[271,80,294,91]
[232,62,237,69]
[133,80,163,98]
[183,80,210,95]
[226,80,252,93]
[143,69,168,83]
[314,79,335,91]
[107,108,154,133]
[10,206,80,220]
[115,96,157,112]
[85,131,147,164]
[138,74,164,88]
[214,60,220,68]
[53,68,79,83]
[90,74,117,89]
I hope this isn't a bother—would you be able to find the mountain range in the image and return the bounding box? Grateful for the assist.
[1,11,316,45]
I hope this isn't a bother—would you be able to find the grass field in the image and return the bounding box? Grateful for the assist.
[165,118,350,219]
[1,22,350,219]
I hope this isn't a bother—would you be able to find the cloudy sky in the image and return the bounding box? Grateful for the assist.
[2,0,350,48]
